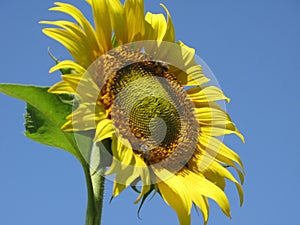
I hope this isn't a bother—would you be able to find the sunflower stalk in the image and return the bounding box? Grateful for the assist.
[84,141,109,225]
[84,165,105,225]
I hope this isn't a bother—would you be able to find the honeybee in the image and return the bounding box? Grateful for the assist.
[153,60,169,74]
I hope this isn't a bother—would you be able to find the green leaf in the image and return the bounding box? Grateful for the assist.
[0,84,81,158]
[0,83,96,202]
[0,83,108,225]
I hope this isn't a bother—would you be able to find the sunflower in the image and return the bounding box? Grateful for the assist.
[40,0,245,224]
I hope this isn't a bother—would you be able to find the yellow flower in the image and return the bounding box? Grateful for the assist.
[41,1,245,225]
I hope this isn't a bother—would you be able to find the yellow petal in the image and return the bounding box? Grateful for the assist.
[112,181,126,197]
[62,103,106,132]
[106,0,128,45]
[145,12,167,40]
[106,136,150,200]
[194,196,210,225]
[195,106,229,124]
[132,155,151,203]
[48,80,76,94]
[205,170,226,190]
[111,161,149,200]
[87,0,112,52]
[124,0,145,42]
[49,2,100,54]
[94,119,115,142]
[160,4,175,42]
[209,149,245,185]
[191,142,245,185]
[42,28,94,68]
[111,136,133,165]
[155,170,191,225]
[49,60,86,74]
[72,75,100,103]
[200,135,244,173]
[61,74,81,84]
[105,138,122,176]
[59,74,81,93]
[185,65,210,86]
[167,64,208,87]
[201,123,245,142]
[193,101,244,141]
[40,20,100,59]
[178,41,195,67]
[169,42,210,86]
[185,171,231,218]
[114,166,140,189]
[203,161,244,206]
[50,2,92,32]
[144,4,174,42]
[187,86,230,103]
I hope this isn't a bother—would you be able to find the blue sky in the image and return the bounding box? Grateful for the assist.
[0,0,299,225]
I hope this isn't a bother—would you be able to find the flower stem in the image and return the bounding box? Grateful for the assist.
[83,162,105,225]
[91,168,106,225]
[82,140,111,225]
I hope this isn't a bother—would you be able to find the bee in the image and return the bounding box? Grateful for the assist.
[138,143,150,161]
[153,61,169,74]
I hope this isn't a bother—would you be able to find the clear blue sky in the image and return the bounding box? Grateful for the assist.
[1,0,299,225]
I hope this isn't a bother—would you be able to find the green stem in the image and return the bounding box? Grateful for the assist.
[91,168,106,224]
[83,161,105,225]
[83,163,96,225]
[80,139,111,225]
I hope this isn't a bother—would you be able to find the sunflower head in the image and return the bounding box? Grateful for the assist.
[41,1,245,225]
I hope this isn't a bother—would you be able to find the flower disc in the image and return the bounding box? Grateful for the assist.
[106,61,199,172]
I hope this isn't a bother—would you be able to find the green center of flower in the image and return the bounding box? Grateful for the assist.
[129,96,181,146]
